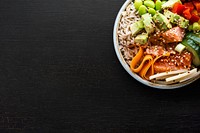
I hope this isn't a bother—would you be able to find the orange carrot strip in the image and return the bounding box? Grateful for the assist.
[140,52,171,80]
[130,47,144,73]
[139,55,154,79]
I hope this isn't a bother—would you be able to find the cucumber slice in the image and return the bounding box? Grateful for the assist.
[182,39,200,66]
[185,32,200,46]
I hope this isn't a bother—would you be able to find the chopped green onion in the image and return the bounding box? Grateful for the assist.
[175,43,186,53]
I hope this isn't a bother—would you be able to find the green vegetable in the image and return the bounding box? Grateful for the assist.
[178,17,189,29]
[148,8,156,15]
[134,0,143,10]
[138,5,147,16]
[193,22,200,32]
[155,0,162,11]
[182,39,200,66]
[175,43,186,53]
[130,20,144,36]
[153,12,172,30]
[144,1,155,8]
[188,25,193,31]
[185,32,200,46]
[164,10,189,29]
[161,0,181,9]
[135,33,148,45]
[142,13,155,34]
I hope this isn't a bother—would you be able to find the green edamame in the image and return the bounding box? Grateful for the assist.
[188,25,193,31]
[148,8,156,15]
[144,1,155,8]
[138,5,147,16]
[134,0,143,10]
[193,22,200,31]
[156,0,162,11]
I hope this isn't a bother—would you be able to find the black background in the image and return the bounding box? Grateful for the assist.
[0,0,200,132]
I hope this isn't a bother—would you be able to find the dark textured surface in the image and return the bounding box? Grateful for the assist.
[0,0,200,132]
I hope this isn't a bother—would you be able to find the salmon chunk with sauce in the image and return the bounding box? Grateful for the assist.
[153,51,192,73]
[162,27,185,43]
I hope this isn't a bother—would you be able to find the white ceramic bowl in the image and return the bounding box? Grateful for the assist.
[113,0,200,89]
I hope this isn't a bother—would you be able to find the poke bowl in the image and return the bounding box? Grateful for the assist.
[113,0,200,89]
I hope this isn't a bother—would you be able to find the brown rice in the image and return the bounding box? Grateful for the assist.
[117,2,141,65]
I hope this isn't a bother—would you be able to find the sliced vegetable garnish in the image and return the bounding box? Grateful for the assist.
[139,55,154,79]
[166,68,197,83]
[182,38,200,66]
[149,69,188,80]
[154,69,199,84]
[175,43,186,53]
[130,47,144,73]
[185,32,200,45]
[130,47,153,76]
[180,70,200,82]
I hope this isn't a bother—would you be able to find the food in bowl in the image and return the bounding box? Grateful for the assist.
[116,0,200,86]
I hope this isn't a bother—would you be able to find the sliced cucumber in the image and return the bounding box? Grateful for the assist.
[185,32,200,46]
[182,39,200,66]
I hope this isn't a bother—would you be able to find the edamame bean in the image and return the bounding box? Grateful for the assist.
[193,22,200,31]
[144,1,155,8]
[188,25,193,31]
[148,8,156,15]
[134,0,143,10]
[138,5,147,16]
[155,0,162,11]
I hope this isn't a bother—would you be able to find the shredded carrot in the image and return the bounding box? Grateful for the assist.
[130,47,153,79]
[130,46,144,73]
[139,55,154,79]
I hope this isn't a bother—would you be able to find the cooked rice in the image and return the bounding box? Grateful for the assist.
[117,2,141,64]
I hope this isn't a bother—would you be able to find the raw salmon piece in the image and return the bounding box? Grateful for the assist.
[154,51,192,73]
[162,27,185,43]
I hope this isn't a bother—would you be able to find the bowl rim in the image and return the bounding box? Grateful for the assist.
[113,0,200,89]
